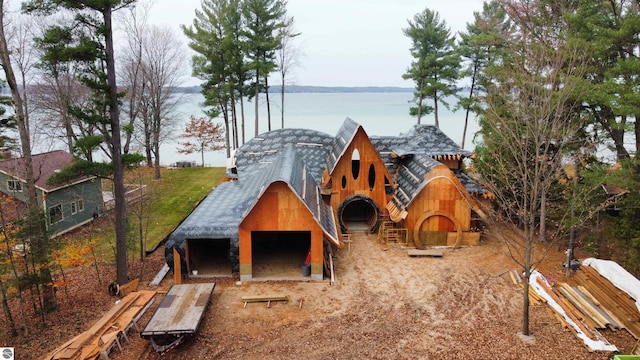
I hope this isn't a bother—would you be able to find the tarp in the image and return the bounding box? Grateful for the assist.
[582,258,640,313]
[529,271,618,352]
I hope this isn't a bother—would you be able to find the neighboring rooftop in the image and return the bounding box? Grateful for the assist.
[0,150,92,191]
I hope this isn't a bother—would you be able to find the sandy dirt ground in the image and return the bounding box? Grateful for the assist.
[97,230,637,360]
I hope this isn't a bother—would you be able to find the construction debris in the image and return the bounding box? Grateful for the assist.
[530,271,618,352]
[530,260,640,353]
[43,290,156,360]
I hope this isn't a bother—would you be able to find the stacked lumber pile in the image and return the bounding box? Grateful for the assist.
[530,265,640,352]
[43,290,156,360]
[530,272,618,352]
[571,266,640,340]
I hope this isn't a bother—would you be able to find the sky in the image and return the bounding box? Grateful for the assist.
[144,0,487,87]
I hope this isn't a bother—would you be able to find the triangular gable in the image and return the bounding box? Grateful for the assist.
[326,118,394,186]
[0,150,95,192]
[240,145,340,246]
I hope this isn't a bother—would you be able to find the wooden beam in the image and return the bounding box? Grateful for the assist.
[173,248,182,285]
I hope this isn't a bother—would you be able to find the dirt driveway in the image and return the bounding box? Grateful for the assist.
[111,231,635,360]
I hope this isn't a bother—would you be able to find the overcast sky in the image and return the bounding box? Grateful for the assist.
[145,0,486,87]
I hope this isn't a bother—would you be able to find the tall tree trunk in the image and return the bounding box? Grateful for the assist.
[153,111,161,180]
[539,191,547,243]
[434,91,440,128]
[103,6,128,285]
[462,61,478,149]
[240,89,246,145]
[222,101,231,158]
[0,0,56,312]
[0,277,16,337]
[281,73,285,128]
[254,77,260,137]
[265,75,271,131]
[417,78,423,125]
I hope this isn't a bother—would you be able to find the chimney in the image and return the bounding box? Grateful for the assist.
[0,148,11,160]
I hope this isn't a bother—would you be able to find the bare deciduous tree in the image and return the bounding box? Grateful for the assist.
[276,15,301,129]
[120,4,186,179]
[475,41,590,336]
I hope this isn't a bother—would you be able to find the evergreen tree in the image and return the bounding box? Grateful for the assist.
[457,1,512,148]
[402,8,460,127]
[242,0,286,135]
[24,0,136,286]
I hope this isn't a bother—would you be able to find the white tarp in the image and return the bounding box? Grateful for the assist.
[529,271,618,352]
[582,257,640,313]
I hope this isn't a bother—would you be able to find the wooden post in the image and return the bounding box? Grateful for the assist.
[173,248,182,285]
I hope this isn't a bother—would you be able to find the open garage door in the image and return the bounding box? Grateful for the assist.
[251,231,310,280]
[186,238,233,276]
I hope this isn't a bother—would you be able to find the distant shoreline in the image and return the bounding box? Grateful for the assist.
[175,85,414,94]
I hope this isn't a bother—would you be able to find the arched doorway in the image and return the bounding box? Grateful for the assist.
[337,195,380,233]
[413,210,462,249]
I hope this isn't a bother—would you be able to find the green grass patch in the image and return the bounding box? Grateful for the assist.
[66,166,226,262]
[143,167,226,249]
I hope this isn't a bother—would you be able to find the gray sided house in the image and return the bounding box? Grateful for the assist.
[0,150,104,237]
[165,119,489,281]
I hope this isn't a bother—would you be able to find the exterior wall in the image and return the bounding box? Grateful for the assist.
[0,172,29,204]
[327,128,392,220]
[403,165,474,244]
[0,172,103,236]
[238,181,325,281]
[436,158,463,170]
[44,179,104,237]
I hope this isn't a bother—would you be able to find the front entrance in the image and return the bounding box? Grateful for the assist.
[251,231,311,280]
[337,195,380,233]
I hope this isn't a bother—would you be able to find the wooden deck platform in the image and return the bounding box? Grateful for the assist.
[140,283,215,354]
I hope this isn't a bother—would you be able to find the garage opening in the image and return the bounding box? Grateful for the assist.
[337,195,380,233]
[186,238,232,276]
[251,231,311,279]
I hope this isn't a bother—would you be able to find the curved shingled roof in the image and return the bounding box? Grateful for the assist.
[165,144,339,254]
[326,117,360,173]
[234,128,334,184]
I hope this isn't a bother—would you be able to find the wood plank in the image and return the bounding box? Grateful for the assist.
[407,249,443,257]
[241,295,289,303]
[150,263,170,286]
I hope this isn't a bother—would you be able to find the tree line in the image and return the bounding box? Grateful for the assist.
[405,0,640,336]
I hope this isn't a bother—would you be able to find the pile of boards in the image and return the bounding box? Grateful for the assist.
[569,266,640,341]
[43,290,156,360]
[526,266,640,352]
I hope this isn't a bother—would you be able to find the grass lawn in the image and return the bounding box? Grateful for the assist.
[72,166,226,261]
[143,166,226,249]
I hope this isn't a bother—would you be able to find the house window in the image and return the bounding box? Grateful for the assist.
[351,148,360,180]
[49,204,63,225]
[71,199,84,215]
[7,180,22,192]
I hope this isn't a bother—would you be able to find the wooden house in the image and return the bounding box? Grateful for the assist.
[0,150,104,237]
[165,141,339,281]
[372,125,487,247]
[164,119,487,280]
[321,119,395,233]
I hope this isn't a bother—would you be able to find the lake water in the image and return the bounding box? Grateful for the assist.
[154,92,480,167]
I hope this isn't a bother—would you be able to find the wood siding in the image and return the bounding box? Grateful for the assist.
[238,181,324,280]
[403,165,475,244]
[325,128,392,216]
